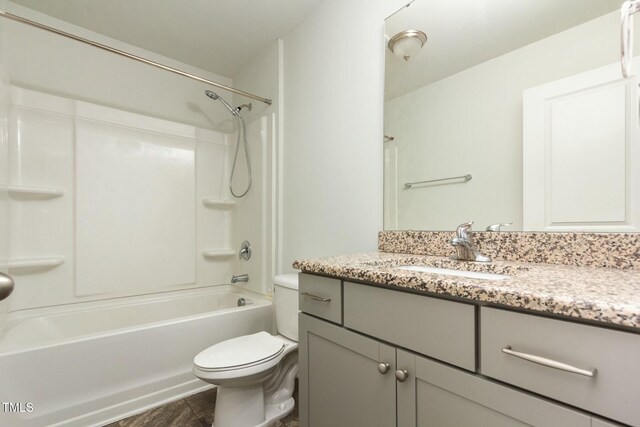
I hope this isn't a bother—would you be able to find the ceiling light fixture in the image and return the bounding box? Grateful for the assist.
[388,30,427,61]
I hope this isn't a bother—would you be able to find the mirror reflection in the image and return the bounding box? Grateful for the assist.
[384,0,639,232]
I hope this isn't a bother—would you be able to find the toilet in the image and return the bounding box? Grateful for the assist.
[192,274,299,427]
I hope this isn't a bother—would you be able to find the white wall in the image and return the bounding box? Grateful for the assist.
[0,46,9,326]
[5,87,235,312]
[282,0,406,271]
[0,1,281,313]
[385,11,640,231]
[1,1,232,130]
[230,39,282,293]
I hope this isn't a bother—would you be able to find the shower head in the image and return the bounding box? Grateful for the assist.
[205,89,219,100]
[205,90,238,116]
[204,90,252,198]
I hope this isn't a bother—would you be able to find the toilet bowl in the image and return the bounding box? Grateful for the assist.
[192,274,299,427]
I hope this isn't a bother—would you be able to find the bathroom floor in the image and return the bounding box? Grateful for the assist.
[103,384,299,427]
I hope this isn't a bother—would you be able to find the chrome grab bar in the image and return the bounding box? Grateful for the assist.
[300,292,331,303]
[404,174,471,189]
[502,346,596,378]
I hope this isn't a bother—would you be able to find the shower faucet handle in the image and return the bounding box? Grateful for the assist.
[0,272,15,301]
[239,240,251,261]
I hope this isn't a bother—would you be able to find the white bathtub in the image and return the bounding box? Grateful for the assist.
[0,285,273,427]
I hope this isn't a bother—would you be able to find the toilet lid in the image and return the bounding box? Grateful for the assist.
[194,331,285,371]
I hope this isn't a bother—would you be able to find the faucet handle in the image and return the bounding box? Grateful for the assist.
[455,221,474,239]
[486,223,513,232]
[239,240,251,261]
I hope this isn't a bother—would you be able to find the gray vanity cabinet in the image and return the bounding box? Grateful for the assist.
[298,273,628,426]
[299,311,591,427]
[298,313,396,427]
[396,349,591,427]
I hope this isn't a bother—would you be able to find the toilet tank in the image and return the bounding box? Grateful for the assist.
[273,274,299,341]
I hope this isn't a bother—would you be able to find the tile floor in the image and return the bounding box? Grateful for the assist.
[104,384,299,427]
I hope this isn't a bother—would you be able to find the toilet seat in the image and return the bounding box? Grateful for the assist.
[193,332,297,383]
[194,331,285,372]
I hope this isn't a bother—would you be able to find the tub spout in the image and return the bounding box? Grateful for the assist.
[231,274,249,283]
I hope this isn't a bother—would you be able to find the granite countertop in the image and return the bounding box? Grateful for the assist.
[293,252,640,330]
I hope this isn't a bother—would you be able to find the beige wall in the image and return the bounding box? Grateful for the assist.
[231,39,282,293]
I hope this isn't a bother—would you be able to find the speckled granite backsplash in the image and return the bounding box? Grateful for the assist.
[378,231,640,270]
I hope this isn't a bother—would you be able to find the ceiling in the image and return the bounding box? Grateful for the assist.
[385,0,623,100]
[11,0,324,78]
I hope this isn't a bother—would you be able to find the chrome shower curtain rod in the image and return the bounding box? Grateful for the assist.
[0,10,273,105]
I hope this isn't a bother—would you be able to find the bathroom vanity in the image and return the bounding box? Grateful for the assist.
[294,235,640,427]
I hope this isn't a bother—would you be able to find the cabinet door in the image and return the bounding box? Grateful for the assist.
[299,314,396,427]
[396,350,591,427]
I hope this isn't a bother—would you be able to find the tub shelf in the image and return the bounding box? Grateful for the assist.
[202,250,235,259]
[202,198,236,209]
[1,185,66,199]
[6,256,65,272]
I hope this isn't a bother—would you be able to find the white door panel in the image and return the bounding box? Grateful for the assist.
[524,59,640,231]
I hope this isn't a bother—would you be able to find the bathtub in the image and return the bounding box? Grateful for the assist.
[0,285,273,427]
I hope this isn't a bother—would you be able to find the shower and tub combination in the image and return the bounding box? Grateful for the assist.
[0,287,272,427]
[0,8,278,427]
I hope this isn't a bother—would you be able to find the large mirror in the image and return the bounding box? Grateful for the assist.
[384,0,640,232]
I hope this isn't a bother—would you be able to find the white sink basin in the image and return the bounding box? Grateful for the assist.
[395,265,509,281]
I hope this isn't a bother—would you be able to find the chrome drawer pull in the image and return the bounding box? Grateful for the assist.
[502,346,596,378]
[300,292,331,303]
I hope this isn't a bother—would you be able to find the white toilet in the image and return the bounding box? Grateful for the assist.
[192,274,299,427]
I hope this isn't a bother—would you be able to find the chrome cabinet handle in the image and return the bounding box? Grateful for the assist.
[378,362,390,375]
[0,272,15,301]
[395,369,409,382]
[300,292,331,303]
[502,346,596,378]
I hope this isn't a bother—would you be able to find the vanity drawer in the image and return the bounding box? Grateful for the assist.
[299,273,342,324]
[480,307,640,426]
[343,281,475,371]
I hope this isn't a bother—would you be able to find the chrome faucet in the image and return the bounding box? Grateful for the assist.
[231,274,249,284]
[451,221,492,263]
